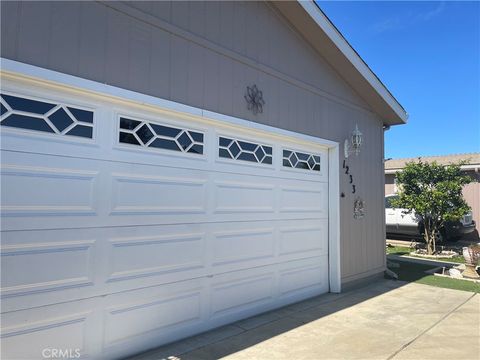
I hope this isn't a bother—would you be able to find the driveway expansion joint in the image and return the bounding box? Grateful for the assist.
[387,292,478,359]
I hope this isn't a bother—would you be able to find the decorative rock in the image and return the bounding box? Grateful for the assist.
[410,250,458,259]
[385,268,398,280]
[448,268,463,279]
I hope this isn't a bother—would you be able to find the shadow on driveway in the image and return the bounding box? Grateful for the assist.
[128,279,478,360]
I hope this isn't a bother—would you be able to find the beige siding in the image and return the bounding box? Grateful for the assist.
[1,1,387,284]
[463,172,480,232]
[385,174,396,195]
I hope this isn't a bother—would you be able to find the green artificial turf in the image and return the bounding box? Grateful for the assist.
[386,246,412,256]
[387,260,480,293]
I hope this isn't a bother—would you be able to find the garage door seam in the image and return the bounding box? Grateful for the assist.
[1,149,328,183]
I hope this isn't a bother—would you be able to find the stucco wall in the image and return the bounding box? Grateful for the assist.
[1,1,388,284]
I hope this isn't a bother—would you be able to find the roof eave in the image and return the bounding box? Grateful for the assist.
[273,1,407,126]
[385,165,480,173]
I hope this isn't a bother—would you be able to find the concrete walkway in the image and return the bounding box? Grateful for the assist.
[130,280,479,360]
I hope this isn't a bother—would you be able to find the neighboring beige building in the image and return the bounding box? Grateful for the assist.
[385,153,480,232]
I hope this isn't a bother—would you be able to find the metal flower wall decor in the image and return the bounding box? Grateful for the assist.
[354,196,365,219]
[244,85,265,115]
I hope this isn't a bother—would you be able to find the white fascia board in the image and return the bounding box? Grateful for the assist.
[299,1,408,124]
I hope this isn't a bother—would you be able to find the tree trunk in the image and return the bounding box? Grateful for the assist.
[424,224,434,255]
[427,238,434,255]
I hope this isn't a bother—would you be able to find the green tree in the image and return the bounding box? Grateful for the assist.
[391,160,474,255]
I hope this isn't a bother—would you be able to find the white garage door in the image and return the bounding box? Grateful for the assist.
[1,75,331,359]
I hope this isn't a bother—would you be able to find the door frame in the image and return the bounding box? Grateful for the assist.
[0,57,342,293]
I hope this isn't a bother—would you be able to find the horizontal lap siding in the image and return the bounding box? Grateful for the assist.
[0,1,386,282]
[462,177,480,232]
[385,174,396,195]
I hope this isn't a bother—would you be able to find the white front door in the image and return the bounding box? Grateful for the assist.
[1,75,333,359]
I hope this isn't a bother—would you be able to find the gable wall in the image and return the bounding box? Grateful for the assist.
[1,1,387,284]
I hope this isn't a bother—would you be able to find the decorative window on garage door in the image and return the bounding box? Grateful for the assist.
[219,136,272,164]
[0,93,94,138]
[119,117,204,154]
[283,149,321,171]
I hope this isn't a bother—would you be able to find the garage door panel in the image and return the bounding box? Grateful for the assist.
[2,150,326,231]
[107,232,206,283]
[1,163,99,218]
[278,219,328,258]
[0,227,103,313]
[1,256,329,360]
[279,181,328,216]
[211,227,275,267]
[278,257,329,298]
[207,257,328,330]
[2,314,89,360]
[1,82,333,358]
[0,229,206,313]
[2,218,327,313]
[1,297,97,360]
[104,290,202,346]
[0,151,104,231]
[101,277,208,356]
[210,272,275,319]
[213,179,275,215]
[1,239,95,298]
[110,172,208,216]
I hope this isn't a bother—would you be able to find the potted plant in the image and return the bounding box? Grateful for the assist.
[462,245,480,279]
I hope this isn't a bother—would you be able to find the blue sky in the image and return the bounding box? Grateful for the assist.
[318,1,480,159]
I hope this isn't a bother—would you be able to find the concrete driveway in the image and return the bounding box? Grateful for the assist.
[130,280,479,360]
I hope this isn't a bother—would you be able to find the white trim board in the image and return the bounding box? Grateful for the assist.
[0,58,341,293]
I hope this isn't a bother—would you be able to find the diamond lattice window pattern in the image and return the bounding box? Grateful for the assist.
[283,150,320,171]
[0,93,94,138]
[119,117,204,155]
[219,136,272,164]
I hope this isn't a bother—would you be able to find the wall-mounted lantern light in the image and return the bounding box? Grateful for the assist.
[344,124,363,158]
